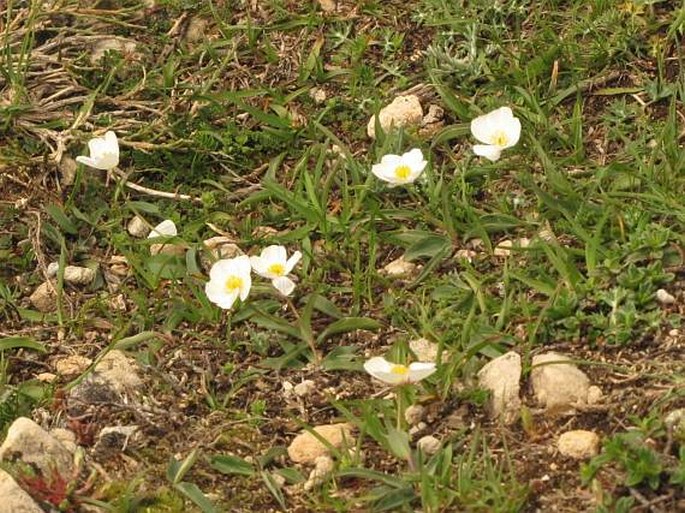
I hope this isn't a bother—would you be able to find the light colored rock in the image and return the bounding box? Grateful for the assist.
[0,417,73,476]
[150,242,186,257]
[36,372,57,383]
[185,17,208,44]
[656,289,676,305]
[55,355,92,377]
[455,249,477,262]
[317,0,336,12]
[29,281,57,312]
[50,428,78,454]
[557,430,600,459]
[293,380,316,397]
[419,104,445,137]
[0,469,44,513]
[95,350,143,393]
[63,266,96,285]
[367,95,423,139]
[59,156,77,186]
[287,423,355,465]
[127,216,150,238]
[108,255,129,276]
[90,37,138,64]
[404,404,425,426]
[477,351,522,424]
[587,385,603,405]
[304,455,334,491]
[409,421,427,436]
[666,409,685,441]
[310,87,327,104]
[531,352,591,412]
[409,338,446,363]
[201,237,243,271]
[382,256,417,277]
[494,238,530,257]
[417,435,441,455]
[252,226,278,239]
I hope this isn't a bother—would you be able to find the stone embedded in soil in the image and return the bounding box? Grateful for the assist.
[477,351,522,425]
[150,241,186,257]
[55,355,93,378]
[367,94,423,139]
[382,256,417,278]
[46,264,96,285]
[494,238,530,257]
[93,425,139,457]
[127,216,150,238]
[531,352,593,412]
[656,288,676,305]
[0,469,44,513]
[304,455,335,491]
[417,435,441,455]
[557,430,600,459]
[0,417,74,476]
[409,338,446,363]
[201,237,244,271]
[287,423,355,465]
[404,404,425,426]
[665,409,685,441]
[90,37,139,64]
[293,380,316,397]
[29,281,57,312]
[95,350,143,394]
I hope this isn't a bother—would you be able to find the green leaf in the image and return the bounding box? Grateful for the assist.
[167,449,200,485]
[0,337,46,353]
[336,468,406,488]
[261,471,287,510]
[210,455,255,477]
[404,234,452,261]
[385,427,411,460]
[45,204,78,235]
[173,482,217,513]
[317,317,381,345]
[322,345,360,371]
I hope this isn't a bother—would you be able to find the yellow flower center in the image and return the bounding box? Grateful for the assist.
[224,275,243,292]
[394,165,411,180]
[390,364,409,375]
[492,131,509,147]
[267,263,285,276]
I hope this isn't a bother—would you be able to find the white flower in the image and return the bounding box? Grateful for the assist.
[205,255,252,309]
[470,107,521,161]
[250,245,301,296]
[76,131,120,170]
[147,219,177,239]
[371,148,427,186]
[363,356,437,386]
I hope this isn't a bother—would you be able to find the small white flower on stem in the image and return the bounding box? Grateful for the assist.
[470,107,521,161]
[147,219,177,239]
[76,131,120,170]
[363,356,436,386]
[205,255,252,309]
[250,245,302,296]
[371,148,427,186]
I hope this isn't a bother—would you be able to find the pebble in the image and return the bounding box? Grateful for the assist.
[557,430,600,459]
[477,351,522,425]
[29,281,57,312]
[304,455,334,491]
[0,469,44,513]
[656,288,676,305]
[409,338,446,363]
[287,423,355,465]
[382,256,417,278]
[127,216,150,238]
[55,355,93,378]
[404,404,425,426]
[417,435,441,455]
[293,380,316,397]
[531,352,594,413]
[367,95,423,139]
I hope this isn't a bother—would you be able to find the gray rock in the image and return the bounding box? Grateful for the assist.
[531,352,592,412]
[477,351,522,424]
[0,417,73,476]
[0,469,44,513]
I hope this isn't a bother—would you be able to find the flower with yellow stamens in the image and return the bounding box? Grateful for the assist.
[470,106,521,162]
[363,356,436,385]
[205,255,252,309]
[250,245,302,296]
[371,148,427,187]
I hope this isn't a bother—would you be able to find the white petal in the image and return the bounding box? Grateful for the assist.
[272,276,295,296]
[284,251,302,274]
[379,154,402,167]
[364,357,407,385]
[408,362,437,383]
[501,117,521,148]
[238,273,252,301]
[261,245,287,264]
[75,156,99,169]
[205,281,239,310]
[104,131,119,154]
[472,144,502,162]
[232,255,252,275]
[371,162,400,184]
[148,219,177,238]
[403,148,425,166]
[250,256,269,276]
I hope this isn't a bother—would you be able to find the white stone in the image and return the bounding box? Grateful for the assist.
[656,289,676,305]
[127,216,150,238]
[90,37,138,64]
[367,95,423,139]
[0,469,44,513]
[531,352,592,412]
[404,404,425,426]
[95,350,143,393]
[63,266,96,285]
[287,423,354,465]
[317,0,336,12]
[382,256,417,277]
[455,249,477,262]
[293,380,316,397]
[557,430,600,459]
[409,338,446,363]
[417,435,441,455]
[477,351,522,424]
[0,417,73,476]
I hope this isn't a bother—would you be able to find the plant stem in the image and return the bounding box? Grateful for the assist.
[285,296,321,366]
